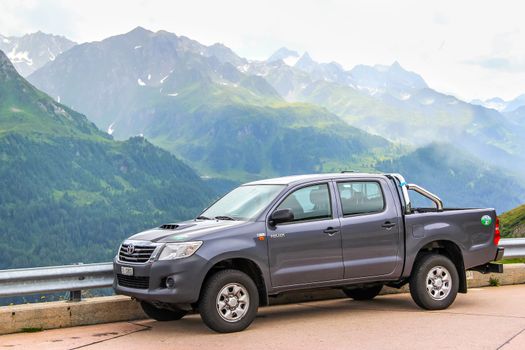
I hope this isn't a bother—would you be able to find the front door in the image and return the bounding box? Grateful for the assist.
[267,182,343,287]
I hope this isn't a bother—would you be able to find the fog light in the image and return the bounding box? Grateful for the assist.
[166,277,175,289]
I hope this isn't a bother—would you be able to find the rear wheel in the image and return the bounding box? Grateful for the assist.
[198,269,259,333]
[409,254,459,310]
[343,284,383,300]
[140,301,187,321]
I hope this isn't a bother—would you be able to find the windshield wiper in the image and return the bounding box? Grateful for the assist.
[214,215,236,221]
[196,215,212,220]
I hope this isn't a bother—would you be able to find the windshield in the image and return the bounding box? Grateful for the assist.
[199,184,285,221]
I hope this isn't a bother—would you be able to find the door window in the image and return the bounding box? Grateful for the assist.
[276,183,332,222]
[337,182,385,216]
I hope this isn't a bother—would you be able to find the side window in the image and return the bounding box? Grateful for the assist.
[337,182,385,216]
[276,183,332,222]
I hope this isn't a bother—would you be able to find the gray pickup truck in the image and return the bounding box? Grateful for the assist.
[113,173,504,333]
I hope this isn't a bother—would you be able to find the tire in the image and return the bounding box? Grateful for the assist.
[409,254,459,310]
[343,284,383,300]
[198,269,259,333]
[140,301,188,321]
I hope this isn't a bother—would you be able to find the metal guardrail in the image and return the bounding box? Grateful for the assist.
[0,239,524,302]
[0,262,113,301]
[499,238,525,259]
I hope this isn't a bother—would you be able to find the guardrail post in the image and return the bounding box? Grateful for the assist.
[69,290,82,302]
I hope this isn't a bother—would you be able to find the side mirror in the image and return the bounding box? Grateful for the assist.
[269,208,294,226]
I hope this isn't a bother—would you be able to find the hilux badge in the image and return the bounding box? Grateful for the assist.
[481,215,492,226]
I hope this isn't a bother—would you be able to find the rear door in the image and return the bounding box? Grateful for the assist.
[267,182,343,287]
[336,178,402,279]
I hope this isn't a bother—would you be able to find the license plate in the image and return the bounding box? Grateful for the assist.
[121,266,134,276]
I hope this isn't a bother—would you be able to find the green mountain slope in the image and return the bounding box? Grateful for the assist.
[377,143,525,212]
[500,204,525,238]
[0,50,213,269]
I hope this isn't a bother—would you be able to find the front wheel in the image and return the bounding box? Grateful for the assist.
[140,301,188,321]
[343,284,383,300]
[198,269,259,333]
[409,254,459,310]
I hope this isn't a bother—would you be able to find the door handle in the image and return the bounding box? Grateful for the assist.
[323,227,339,235]
[382,221,396,229]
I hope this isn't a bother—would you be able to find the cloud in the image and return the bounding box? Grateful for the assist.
[464,57,525,72]
[464,31,525,73]
[433,12,449,25]
[0,0,78,38]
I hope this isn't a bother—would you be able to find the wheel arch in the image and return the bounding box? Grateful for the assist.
[412,240,467,293]
[201,257,269,306]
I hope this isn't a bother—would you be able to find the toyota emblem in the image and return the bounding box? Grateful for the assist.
[126,244,135,254]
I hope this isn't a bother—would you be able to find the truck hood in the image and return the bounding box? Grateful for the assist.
[127,220,248,243]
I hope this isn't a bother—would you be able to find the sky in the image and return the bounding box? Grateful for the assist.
[1,0,524,101]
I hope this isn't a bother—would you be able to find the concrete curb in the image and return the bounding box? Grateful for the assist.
[0,295,145,335]
[1,263,524,335]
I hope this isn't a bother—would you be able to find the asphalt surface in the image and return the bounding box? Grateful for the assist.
[2,284,525,350]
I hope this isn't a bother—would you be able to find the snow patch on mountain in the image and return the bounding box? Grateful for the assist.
[421,98,435,105]
[134,45,142,49]
[357,85,382,96]
[283,56,300,66]
[107,122,115,135]
[160,70,173,84]
[219,81,237,87]
[237,64,249,73]
[400,93,411,101]
[137,78,146,86]
[7,46,33,66]
[47,47,56,61]
[167,92,178,97]
[483,100,505,111]
[268,47,300,64]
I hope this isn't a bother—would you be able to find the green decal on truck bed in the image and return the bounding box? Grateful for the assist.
[481,215,492,226]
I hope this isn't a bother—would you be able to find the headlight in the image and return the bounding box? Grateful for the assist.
[158,241,203,260]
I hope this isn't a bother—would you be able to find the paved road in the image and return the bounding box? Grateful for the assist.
[2,284,525,350]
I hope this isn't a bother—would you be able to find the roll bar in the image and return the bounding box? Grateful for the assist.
[388,173,443,213]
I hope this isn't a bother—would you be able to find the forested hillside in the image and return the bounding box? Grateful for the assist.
[0,50,214,269]
[500,204,525,238]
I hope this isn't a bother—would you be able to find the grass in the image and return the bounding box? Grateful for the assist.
[21,327,43,333]
[488,277,500,287]
[495,258,525,264]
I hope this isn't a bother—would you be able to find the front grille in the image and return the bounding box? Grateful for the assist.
[119,244,156,263]
[117,274,150,289]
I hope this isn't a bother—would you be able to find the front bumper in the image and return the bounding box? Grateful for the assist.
[113,254,209,304]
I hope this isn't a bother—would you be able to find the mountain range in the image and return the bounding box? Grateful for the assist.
[246,50,525,175]
[472,94,525,114]
[22,28,525,210]
[27,27,402,181]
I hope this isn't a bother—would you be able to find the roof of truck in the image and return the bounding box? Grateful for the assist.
[244,173,388,186]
